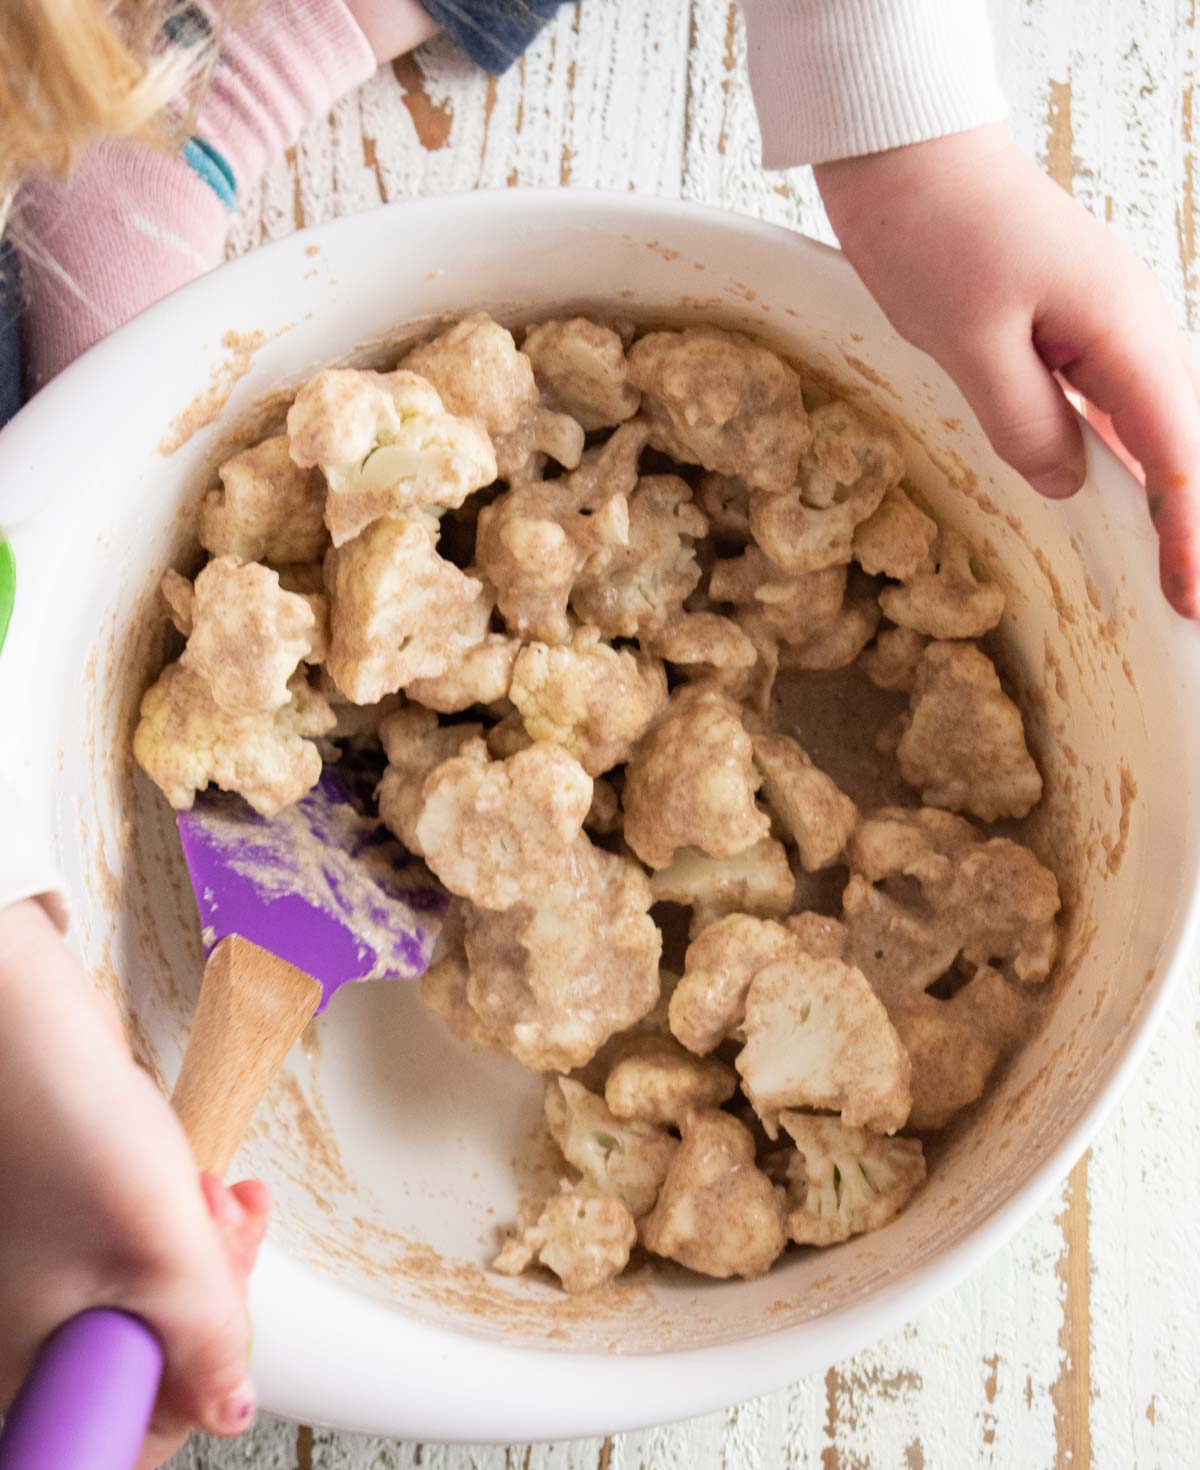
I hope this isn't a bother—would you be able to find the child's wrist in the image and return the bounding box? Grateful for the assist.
[344,0,439,63]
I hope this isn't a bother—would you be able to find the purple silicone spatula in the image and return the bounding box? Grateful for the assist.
[0,757,446,1470]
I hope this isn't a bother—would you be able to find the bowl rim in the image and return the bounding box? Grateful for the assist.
[3,186,1199,1441]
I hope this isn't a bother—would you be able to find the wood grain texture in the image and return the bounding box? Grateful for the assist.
[186,1,1200,1464]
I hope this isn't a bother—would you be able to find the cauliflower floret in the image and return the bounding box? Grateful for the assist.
[415,740,593,910]
[853,484,937,581]
[748,402,901,573]
[508,628,667,776]
[287,367,497,546]
[324,517,491,704]
[493,1189,637,1294]
[669,913,798,1054]
[464,839,662,1071]
[627,328,810,493]
[858,625,928,692]
[376,707,484,853]
[133,663,334,814]
[160,568,194,635]
[201,435,328,564]
[639,1110,786,1279]
[585,776,622,834]
[485,709,533,760]
[604,1038,737,1126]
[891,964,1033,1131]
[544,1077,677,1218]
[697,472,752,538]
[775,1112,925,1245]
[623,684,769,870]
[735,954,912,1136]
[180,556,316,716]
[784,911,847,960]
[777,575,881,671]
[648,839,795,933]
[751,733,858,871]
[522,317,641,430]
[404,313,537,435]
[709,548,847,646]
[879,529,1004,639]
[474,421,646,643]
[897,641,1043,821]
[571,475,707,638]
[419,903,504,1051]
[493,405,586,482]
[644,611,758,676]
[404,635,520,713]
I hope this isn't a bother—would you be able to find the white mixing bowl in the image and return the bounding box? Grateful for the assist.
[1,191,1198,1443]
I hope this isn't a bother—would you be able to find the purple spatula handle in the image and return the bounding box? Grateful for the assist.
[0,1310,162,1470]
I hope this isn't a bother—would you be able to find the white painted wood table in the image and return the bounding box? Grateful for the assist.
[177,2,1200,1464]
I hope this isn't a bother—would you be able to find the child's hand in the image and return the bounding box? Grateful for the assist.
[815,123,1200,618]
[0,899,269,1463]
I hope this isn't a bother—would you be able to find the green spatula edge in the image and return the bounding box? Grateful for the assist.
[0,538,14,657]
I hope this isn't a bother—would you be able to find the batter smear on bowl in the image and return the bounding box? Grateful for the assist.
[133,312,1061,1294]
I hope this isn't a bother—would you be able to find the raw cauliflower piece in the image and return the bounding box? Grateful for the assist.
[748,402,902,573]
[648,839,795,932]
[751,733,858,871]
[287,367,496,546]
[464,839,662,1071]
[697,472,752,537]
[133,664,334,815]
[508,627,668,776]
[669,914,798,1055]
[897,641,1043,821]
[474,421,646,643]
[735,954,912,1136]
[776,1112,925,1245]
[180,556,316,716]
[419,903,503,1052]
[376,707,484,854]
[404,313,537,435]
[777,575,881,671]
[858,625,928,692]
[571,474,707,638]
[853,484,937,581]
[201,435,327,564]
[890,966,1033,1129]
[415,740,593,910]
[522,317,641,430]
[622,684,770,870]
[404,635,520,713]
[709,547,847,646]
[160,568,194,636]
[604,1038,737,1126]
[493,1189,637,1294]
[879,529,1004,639]
[639,1109,786,1279]
[627,328,810,493]
[324,516,491,704]
[644,611,758,677]
[544,1077,677,1218]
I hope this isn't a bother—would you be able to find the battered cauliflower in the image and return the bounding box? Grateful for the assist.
[777,576,881,671]
[639,1110,786,1279]
[544,1076,677,1218]
[403,313,537,435]
[627,328,810,493]
[775,1112,925,1245]
[415,740,593,910]
[485,710,533,760]
[709,548,847,646]
[897,641,1043,821]
[492,405,586,483]
[571,474,708,638]
[585,777,622,835]
[604,1038,737,1126]
[622,684,770,870]
[648,839,795,932]
[493,1189,637,1294]
[403,635,520,713]
[784,911,848,960]
[644,611,758,676]
[735,955,912,1136]
[858,625,928,693]
[201,435,327,564]
[508,627,668,776]
[464,840,662,1071]
[134,664,335,814]
[324,516,491,704]
[669,914,798,1055]
[751,733,858,871]
[522,317,640,430]
[853,484,937,581]
[180,557,316,716]
[879,530,1005,639]
[419,904,504,1052]
[160,568,194,636]
[697,472,752,538]
[376,707,484,854]
[474,421,646,643]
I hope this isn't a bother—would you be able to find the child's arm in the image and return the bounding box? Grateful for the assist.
[741,0,1200,618]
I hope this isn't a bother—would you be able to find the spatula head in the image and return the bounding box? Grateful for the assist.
[176,756,447,1013]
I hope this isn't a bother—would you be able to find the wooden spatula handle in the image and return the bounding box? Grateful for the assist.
[171,935,322,1176]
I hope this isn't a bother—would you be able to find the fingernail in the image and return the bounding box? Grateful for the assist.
[1028,465,1084,500]
[216,1380,256,1434]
